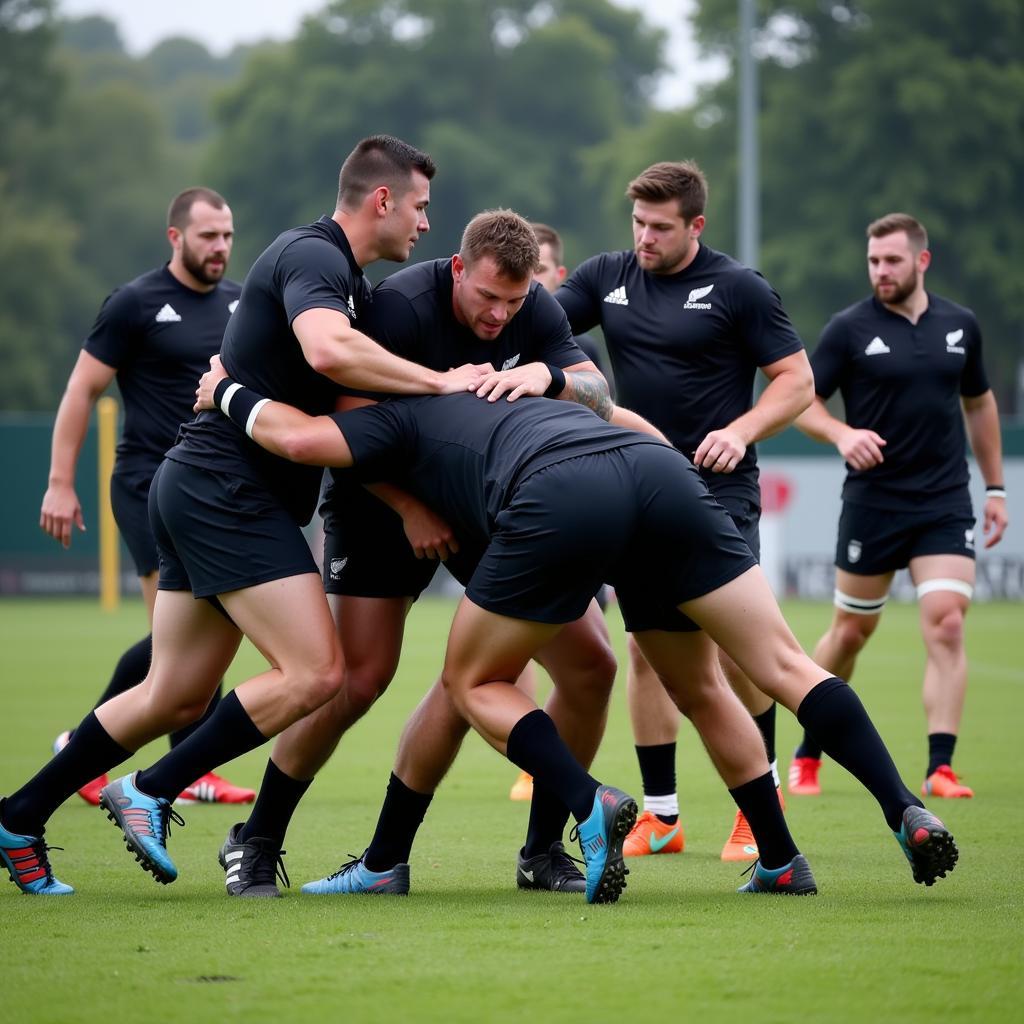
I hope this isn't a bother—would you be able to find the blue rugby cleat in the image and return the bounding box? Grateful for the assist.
[0,807,73,895]
[99,773,183,885]
[738,853,817,895]
[571,784,637,904]
[301,853,409,895]
[894,804,958,886]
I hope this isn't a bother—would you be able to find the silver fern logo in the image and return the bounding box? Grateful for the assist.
[684,284,715,309]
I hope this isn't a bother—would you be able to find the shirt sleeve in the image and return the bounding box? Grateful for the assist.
[735,271,805,367]
[276,237,358,325]
[959,312,990,398]
[531,286,588,368]
[809,316,849,400]
[82,285,143,370]
[555,256,605,334]
[330,401,414,469]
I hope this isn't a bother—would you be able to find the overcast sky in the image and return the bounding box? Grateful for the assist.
[58,0,726,108]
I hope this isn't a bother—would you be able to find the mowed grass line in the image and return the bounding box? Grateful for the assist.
[1,597,1021,1023]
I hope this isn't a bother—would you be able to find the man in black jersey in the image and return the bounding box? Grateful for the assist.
[197,364,963,898]
[788,213,1009,801]
[225,211,620,898]
[39,187,254,809]
[555,161,814,863]
[0,135,484,896]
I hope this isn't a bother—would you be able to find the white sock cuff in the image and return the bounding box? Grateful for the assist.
[643,793,679,817]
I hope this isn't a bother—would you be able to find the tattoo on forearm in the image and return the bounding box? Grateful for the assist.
[567,371,613,420]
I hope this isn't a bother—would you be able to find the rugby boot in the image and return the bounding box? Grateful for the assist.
[301,854,409,895]
[571,784,637,904]
[623,810,685,857]
[219,823,288,898]
[894,805,959,886]
[922,765,973,799]
[99,773,183,884]
[738,853,817,895]
[516,841,586,893]
[0,806,73,895]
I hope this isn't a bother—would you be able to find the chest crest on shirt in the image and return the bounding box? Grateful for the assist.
[945,328,965,354]
[864,336,890,356]
[683,284,714,310]
[154,303,181,323]
[500,353,521,371]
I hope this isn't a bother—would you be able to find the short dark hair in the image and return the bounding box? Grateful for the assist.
[167,187,228,230]
[530,222,563,266]
[461,210,540,280]
[627,161,707,222]
[867,212,928,253]
[336,134,436,211]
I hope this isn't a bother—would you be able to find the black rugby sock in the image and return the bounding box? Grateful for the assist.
[2,712,132,836]
[753,704,778,765]
[364,773,433,872]
[635,742,677,824]
[238,758,312,849]
[94,633,153,705]
[729,772,798,870]
[797,677,921,831]
[794,731,824,760]
[506,710,598,823]
[927,733,957,777]
[135,691,266,802]
[169,684,223,749]
[523,782,572,859]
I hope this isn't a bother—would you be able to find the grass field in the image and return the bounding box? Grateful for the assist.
[1,597,1021,1023]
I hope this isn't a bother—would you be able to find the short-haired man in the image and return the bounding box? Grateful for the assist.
[219,209,620,898]
[555,161,814,862]
[40,187,253,808]
[788,213,1008,800]
[0,135,483,895]
[196,360,962,900]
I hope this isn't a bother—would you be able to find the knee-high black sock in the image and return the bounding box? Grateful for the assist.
[753,704,777,765]
[523,782,572,859]
[794,730,823,760]
[169,683,223,749]
[364,773,433,872]
[2,713,132,836]
[927,733,957,777]
[134,692,266,802]
[506,710,598,823]
[635,742,677,823]
[797,677,921,831]
[238,758,312,849]
[729,772,797,869]
[94,634,152,706]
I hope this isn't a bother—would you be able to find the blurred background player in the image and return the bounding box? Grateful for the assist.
[39,187,254,807]
[555,161,813,861]
[789,212,1008,800]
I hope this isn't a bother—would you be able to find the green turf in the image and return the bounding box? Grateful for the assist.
[1,597,1021,1023]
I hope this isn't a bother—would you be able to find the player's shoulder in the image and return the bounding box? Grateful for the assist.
[218,277,243,301]
[573,249,634,281]
[826,296,876,330]
[927,292,979,324]
[375,258,446,302]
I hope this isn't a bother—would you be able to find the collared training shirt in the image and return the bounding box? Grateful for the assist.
[556,243,804,506]
[811,293,990,511]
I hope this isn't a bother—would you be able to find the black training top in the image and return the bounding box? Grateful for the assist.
[169,216,369,524]
[812,293,990,511]
[556,244,804,505]
[83,266,241,480]
[359,257,585,377]
[334,393,666,541]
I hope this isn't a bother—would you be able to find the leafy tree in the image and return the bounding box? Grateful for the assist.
[692,0,1024,408]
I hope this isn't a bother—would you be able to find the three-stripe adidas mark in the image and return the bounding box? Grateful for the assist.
[603,286,628,306]
[223,848,244,889]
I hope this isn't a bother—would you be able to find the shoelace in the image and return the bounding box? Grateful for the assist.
[248,841,290,889]
[550,847,585,881]
[327,852,365,882]
[740,859,760,880]
[25,839,63,885]
[155,802,185,843]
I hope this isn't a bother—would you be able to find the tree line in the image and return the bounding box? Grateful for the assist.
[1,0,1020,412]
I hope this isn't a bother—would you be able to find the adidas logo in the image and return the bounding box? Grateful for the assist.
[228,300,239,314]
[864,337,890,356]
[945,328,965,353]
[683,284,714,310]
[347,294,357,319]
[501,354,521,371]
[155,304,181,323]
[603,286,628,306]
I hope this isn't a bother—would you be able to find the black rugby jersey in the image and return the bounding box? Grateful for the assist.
[360,258,585,377]
[334,393,665,542]
[84,266,241,479]
[812,293,990,511]
[170,216,369,524]
[556,244,803,505]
